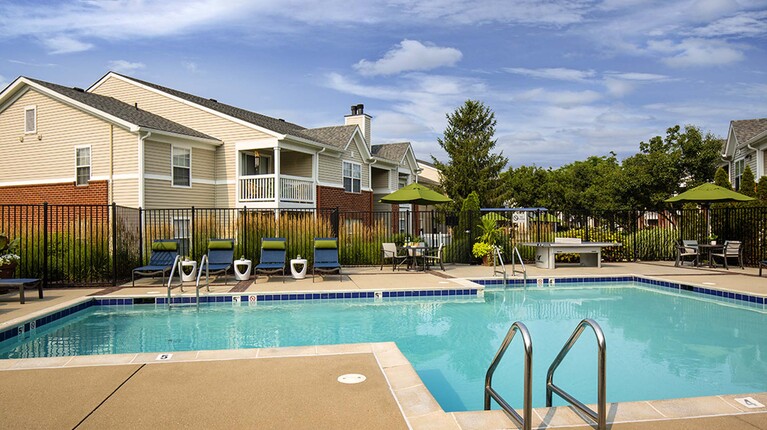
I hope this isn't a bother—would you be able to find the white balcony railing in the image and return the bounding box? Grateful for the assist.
[239,174,314,204]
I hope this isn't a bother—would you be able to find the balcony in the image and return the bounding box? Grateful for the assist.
[239,174,314,204]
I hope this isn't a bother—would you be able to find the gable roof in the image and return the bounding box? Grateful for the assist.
[300,125,358,149]
[731,118,767,146]
[22,78,215,141]
[371,142,410,163]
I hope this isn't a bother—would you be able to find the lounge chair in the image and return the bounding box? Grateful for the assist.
[132,240,180,286]
[254,238,286,282]
[197,239,235,289]
[423,243,445,271]
[711,240,743,269]
[313,237,341,282]
[381,242,408,271]
[675,240,699,267]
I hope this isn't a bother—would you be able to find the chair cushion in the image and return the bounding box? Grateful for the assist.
[209,239,233,250]
[152,241,177,252]
[262,240,286,250]
[315,239,337,249]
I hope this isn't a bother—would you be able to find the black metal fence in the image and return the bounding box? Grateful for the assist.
[2,204,767,287]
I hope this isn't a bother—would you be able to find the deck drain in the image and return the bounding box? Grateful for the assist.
[337,373,366,384]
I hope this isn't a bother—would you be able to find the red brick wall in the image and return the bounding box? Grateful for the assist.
[316,186,372,212]
[0,181,108,205]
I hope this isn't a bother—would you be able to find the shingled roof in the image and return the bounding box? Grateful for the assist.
[371,142,410,163]
[300,125,358,149]
[28,78,214,140]
[732,118,767,145]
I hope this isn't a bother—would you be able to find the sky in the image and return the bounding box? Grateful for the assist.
[1,0,766,168]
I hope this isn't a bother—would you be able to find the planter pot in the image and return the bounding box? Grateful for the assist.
[482,255,492,266]
[0,262,17,279]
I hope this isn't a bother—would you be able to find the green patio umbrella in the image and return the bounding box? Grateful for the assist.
[665,183,754,238]
[379,182,453,206]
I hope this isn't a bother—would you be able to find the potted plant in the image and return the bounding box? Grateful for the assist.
[707,234,718,245]
[472,242,494,265]
[0,234,21,279]
[473,217,503,265]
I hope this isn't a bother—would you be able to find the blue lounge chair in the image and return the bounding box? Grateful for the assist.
[313,237,341,282]
[132,240,179,286]
[255,238,286,282]
[199,239,235,288]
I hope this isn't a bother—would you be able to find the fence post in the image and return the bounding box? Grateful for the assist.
[633,210,638,262]
[585,214,590,242]
[112,203,117,286]
[42,202,48,293]
[243,206,248,259]
[331,207,339,238]
[138,207,144,266]
[191,206,196,258]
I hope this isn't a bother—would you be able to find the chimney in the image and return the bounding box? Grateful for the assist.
[344,103,371,147]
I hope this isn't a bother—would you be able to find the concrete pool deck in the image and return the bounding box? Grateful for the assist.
[1,261,766,429]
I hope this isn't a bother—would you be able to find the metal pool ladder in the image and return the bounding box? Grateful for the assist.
[546,318,607,430]
[510,245,527,284]
[484,321,533,430]
[165,255,195,308]
[492,245,507,284]
[493,245,527,285]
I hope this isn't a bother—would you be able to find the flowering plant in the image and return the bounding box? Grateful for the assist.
[0,234,20,268]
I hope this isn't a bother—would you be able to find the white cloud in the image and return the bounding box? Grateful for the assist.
[505,67,596,82]
[354,40,462,76]
[183,62,199,73]
[689,11,767,38]
[604,72,669,81]
[516,88,602,106]
[602,71,671,97]
[41,35,93,54]
[659,38,745,67]
[108,60,145,74]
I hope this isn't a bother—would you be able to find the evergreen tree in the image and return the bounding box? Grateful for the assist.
[432,100,507,209]
[458,191,481,234]
[714,167,732,190]
[757,176,767,201]
[740,165,756,197]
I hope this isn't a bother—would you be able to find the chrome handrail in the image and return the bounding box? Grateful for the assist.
[546,318,606,430]
[511,246,527,284]
[492,245,507,284]
[484,321,533,430]
[166,255,183,307]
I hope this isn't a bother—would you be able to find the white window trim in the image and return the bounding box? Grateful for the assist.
[343,160,362,194]
[74,145,92,187]
[733,158,745,190]
[24,105,37,134]
[171,145,192,188]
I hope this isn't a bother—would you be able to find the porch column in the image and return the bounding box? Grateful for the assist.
[274,147,281,204]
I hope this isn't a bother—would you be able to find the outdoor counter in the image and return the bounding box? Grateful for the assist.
[521,241,621,269]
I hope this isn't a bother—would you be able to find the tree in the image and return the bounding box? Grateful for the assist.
[714,167,732,190]
[498,165,552,208]
[758,176,767,201]
[670,125,723,187]
[740,165,756,197]
[432,100,507,209]
[551,154,622,214]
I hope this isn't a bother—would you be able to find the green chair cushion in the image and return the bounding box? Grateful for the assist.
[209,239,233,250]
[152,241,177,252]
[262,240,286,250]
[315,239,337,249]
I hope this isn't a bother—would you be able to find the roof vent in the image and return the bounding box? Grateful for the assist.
[350,104,365,115]
[209,98,217,103]
[278,118,285,122]
[72,87,84,92]
[134,102,139,110]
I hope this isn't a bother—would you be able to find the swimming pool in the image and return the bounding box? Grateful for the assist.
[1,280,765,412]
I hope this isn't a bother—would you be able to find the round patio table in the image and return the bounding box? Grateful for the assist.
[698,243,724,267]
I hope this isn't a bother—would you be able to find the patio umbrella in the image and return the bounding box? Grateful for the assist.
[664,183,754,238]
[379,182,452,206]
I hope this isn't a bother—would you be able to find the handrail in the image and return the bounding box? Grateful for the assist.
[546,318,606,430]
[511,246,527,284]
[492,245,507,284]
[166,255,183,306]
[484,322,533,430]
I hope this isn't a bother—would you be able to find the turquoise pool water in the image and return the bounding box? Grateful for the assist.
[1,282,766,411]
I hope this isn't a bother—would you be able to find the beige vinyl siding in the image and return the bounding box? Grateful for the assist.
[732,145,757,184]
[93,76,271,206]
[371,167,389,189]
[111,126,139,207]
[0,89,114,183]
[318,153,341,184]
[281,151,312,177]
[142,139,216,208]
[341,139,369,189]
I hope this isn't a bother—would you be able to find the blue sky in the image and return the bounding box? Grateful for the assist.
[1,0,766,168]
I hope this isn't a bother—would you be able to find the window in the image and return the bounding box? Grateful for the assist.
[343,161,361,193]
[25,106,36,134]
[733,159,745,190]
[75,147,91,186]
[172,146,191,187]
[240,151,272,176]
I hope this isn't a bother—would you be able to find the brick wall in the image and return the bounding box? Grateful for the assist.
[0,181,109,205]
[316,186,372,212]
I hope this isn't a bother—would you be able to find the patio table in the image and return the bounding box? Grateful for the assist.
[698,243,724,268]
[0,278,42,304]
[403,245,430,271]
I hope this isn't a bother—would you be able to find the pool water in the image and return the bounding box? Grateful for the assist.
[1,282,765,411]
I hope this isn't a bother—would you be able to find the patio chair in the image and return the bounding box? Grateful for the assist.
[197,239,235,290]
[313,238,341,282]
[132,240,180,286]
[711,240,743,269]
[254,238,287,283]
[381,242,408,271]
[760,260,767,277]
[675,240,699,267]
[423,243,445,271]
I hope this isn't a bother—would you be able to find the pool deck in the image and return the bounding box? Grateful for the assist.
[1,261,767,429]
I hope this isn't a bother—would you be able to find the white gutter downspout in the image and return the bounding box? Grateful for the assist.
[138,131,151,208]
[314,147,325,206]
[747,143,762,178]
